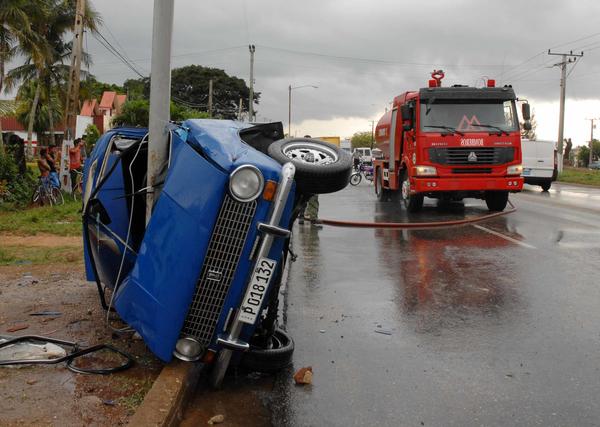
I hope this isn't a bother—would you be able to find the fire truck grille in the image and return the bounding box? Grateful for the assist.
[180,196,257,353]
[452,168,493,174]
[429,147,514,165]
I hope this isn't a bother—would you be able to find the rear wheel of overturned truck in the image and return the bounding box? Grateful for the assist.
[484,190,509,211]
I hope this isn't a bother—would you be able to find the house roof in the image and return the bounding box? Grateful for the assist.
[114,94,127,114]
[80,99,98,116]
[99,91,117,109]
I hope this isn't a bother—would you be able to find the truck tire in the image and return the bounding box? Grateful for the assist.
[485,191,509,211]
[268,138,352,194]
[240,328,294,374]
[401,170,424,212]
[541,180,551,192]
[374,167,394,201]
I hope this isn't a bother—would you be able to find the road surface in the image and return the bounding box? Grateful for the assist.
[184,182,600,427]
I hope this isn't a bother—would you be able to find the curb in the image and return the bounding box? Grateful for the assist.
[128,359,204,427]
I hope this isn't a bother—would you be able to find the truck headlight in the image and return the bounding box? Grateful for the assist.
[229,165,264,202]
[507,164,523,175]
[415,165,437,176]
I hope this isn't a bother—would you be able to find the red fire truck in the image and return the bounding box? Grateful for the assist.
[373,71,531,212]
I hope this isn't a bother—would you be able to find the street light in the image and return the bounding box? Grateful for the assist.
[288,84,318,136]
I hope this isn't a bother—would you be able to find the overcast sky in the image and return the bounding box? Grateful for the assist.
[10,0,600,144]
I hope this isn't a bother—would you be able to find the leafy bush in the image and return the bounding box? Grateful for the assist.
[0,150,37,207]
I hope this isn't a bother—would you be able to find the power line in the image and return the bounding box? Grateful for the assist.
[92,31,146,78]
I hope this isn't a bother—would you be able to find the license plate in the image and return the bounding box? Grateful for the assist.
[238,258,277,325]
[522,168,531,176]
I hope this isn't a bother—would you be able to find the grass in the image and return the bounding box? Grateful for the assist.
[0,196,82,236]
[558,167,600,187]
[0,245,82,266]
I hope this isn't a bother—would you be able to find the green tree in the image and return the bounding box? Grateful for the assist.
[112,99,209,127]
[125,65,257,119]
[576,140,600,167]
[83,123,100,152]
[351,131,373,149]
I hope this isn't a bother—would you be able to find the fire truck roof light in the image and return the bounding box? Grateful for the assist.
[428,79,437,88]
[487,79,496,87]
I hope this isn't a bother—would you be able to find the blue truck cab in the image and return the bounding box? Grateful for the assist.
[82,119,351,386]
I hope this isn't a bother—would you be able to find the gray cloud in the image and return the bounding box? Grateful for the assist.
[48,0,600,123]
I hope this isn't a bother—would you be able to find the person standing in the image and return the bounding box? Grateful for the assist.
[69,138,83,191]
[37,148,51,187]
[46,145,59,188]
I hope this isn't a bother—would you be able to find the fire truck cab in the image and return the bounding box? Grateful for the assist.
[373,71,531,212]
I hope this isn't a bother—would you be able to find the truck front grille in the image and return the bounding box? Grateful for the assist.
[429,147,514,165]
[452,168,492,174]
[181,196,257,353]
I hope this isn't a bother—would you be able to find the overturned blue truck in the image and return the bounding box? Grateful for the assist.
[81,119,351,386]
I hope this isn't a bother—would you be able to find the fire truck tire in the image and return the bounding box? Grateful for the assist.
[375,167,392,201]
[268,138,352,194]
[240,328,294,373]
[485,191,509,211]
[401,170,424,212]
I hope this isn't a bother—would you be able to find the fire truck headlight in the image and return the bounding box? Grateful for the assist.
[229,165,264,202]
[415,166,437,176]
[507,164,523,175]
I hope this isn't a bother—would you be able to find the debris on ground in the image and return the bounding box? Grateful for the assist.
[374,328,392,336]
[207,414,225,424]
[293,366,313,385]
[29,311,62,317]
[5,324,29,333]
[0,338,66,363]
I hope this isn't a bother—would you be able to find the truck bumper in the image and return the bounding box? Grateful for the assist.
[412,176,523,193]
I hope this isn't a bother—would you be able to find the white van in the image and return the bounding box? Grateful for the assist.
[521,139,558,191]
[353,147,372,164]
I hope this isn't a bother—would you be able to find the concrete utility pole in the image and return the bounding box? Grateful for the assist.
[146,0,175,224]
[369,120,376,149]
[548,49,583,172]
[248,45,255,122]
[587,118,598,166]
[288,84,318,137]
[238,98,243,121]
[59,0,85,191]
[208,79,213,118]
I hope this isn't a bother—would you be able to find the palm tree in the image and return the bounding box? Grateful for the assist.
[5,0,100,155]
[0,0,33,152]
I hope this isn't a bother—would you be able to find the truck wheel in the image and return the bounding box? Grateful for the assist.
[401,170,424,212]
[268,138,352,194]
[485,191,509,211]
[541,181,551,192]
[240,328,294,373]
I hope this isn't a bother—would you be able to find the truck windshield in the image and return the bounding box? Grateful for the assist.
[420,100,518,133]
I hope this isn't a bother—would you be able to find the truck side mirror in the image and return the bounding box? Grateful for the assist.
[400,105,411,121]
[521,103,531,121]
[523,121,532,131]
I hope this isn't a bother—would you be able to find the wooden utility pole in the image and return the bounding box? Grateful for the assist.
[248,45,255,122]
[60,0,85,191]
[548,49,583,172]
[208,79,213,118]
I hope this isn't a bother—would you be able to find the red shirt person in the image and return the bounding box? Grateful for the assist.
[69,138,83,191]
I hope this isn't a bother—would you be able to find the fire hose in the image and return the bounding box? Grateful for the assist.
[313,200,516,229]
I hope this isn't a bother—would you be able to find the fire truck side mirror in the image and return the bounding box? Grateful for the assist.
[521,103,531,121]
[400,105,411,121]
[523,121,532,131]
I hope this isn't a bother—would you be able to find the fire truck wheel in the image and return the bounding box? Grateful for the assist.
[375,167,391,201]
[401,170,424,212]
[484,191,509,211]
[268,138,352,194]
[240,328,294,374]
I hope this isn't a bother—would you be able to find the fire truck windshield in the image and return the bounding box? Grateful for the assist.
[420,100,518,133]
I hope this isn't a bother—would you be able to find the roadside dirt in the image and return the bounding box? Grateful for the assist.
[0,234,81,247]
[0,248,163,426]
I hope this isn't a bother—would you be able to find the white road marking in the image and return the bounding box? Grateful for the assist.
[472,224,537,249]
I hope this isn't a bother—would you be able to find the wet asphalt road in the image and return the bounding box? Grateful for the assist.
[268,182,600,427]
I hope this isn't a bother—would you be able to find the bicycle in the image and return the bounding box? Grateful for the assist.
[72,169,83,201]
[49,171,64,206]
[31,176,54,207]
[349,162,374,186]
